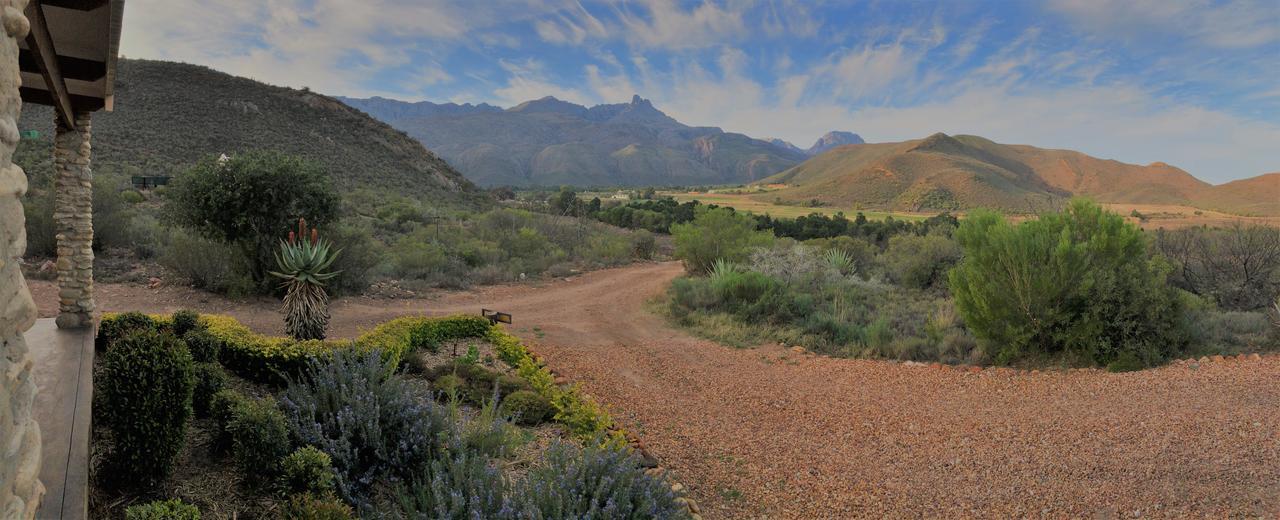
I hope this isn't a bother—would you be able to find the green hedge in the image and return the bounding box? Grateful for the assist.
[97,313,622,442]
[98,313,493,385]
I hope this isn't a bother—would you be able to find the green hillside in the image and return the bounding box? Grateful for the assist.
[16,59,487,207]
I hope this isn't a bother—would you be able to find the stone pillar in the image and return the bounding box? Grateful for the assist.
[53,111,93,329]
[0,1,45,518]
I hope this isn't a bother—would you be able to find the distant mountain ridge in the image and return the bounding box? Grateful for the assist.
[338,94,812,187]
[758,132,1277,214]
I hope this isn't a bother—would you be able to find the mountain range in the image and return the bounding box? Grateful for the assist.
[339,95,858,187]
[16,59,485,207]
[759,132,1279,215]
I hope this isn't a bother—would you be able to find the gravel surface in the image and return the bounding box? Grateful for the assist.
[33,262,1280,518]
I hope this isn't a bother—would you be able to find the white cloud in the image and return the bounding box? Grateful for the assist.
[615,0,747,49]
[1048,0,1280,49]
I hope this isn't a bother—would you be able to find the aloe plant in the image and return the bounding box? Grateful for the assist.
[270,218,341,340]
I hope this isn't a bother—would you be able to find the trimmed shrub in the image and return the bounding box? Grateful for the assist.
[228,397,292,481]
[96,311,158,350]
[97,330,195,488]
[209,389,250,454]
[280,493,354,520]
[124,499,200,520]
[280,349,455,508]
[183,329,222,364]
[281,446,337,495]
[950,200,1191,367]
[191,362,229,418]
[499,390,555,426]
[515,441,687,519]
[171,309,202,337]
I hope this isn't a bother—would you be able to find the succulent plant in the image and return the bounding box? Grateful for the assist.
[271,218,341,340]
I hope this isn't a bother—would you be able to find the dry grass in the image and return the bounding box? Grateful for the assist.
[661,190,930,221]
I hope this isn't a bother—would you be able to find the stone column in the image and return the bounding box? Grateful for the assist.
[53,111,92,329]
[0,1,45,518]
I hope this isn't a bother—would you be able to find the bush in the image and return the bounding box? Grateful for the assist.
[209,389,250,454]
[228,397,292,480]
[97,330,195,488]
[949,200,1191,367]
[280,493,354,520]
[395,445,510,520]
[171,309,202,337]
[159,230,257,296]
[281,446,337,495]
[499,390,555,426]
[96,311,158,350]
[183,329,222,363]
[191,362,229,418]
[514,441,687,519]
[431,374,464,397]
[165,151,340,290]
[671,207,773,274]
[631,230,656,260]
[880,233,961,290]
[1153,224,1280,311]
[124,499,200,520]
[280,350,455,508]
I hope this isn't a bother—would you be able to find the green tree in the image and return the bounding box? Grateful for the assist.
[671,207,773,274]
[948,199,1189,367]
[166,151,339,289]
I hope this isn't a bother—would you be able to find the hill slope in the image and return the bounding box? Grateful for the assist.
[337,94,807,187]
[1192,173,1280,216]
[761,133,1225,212]
[16,59,485,206]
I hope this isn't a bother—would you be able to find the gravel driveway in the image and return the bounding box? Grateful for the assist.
[36,261,1280,518]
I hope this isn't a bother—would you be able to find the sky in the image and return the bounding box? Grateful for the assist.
[120,0,1280,183]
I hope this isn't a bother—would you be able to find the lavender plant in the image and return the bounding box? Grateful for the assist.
[280,349,454,508]
[514,440,689,519]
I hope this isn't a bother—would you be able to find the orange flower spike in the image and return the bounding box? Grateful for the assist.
[311,228,319,245]
[288,230,296,244]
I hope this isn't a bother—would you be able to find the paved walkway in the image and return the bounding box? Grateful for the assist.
[29,318,93,520]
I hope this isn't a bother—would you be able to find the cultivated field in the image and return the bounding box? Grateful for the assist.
[662,190,930,221]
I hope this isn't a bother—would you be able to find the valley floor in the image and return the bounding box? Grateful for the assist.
[29,262,1280,518]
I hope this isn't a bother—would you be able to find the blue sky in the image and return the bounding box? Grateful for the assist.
[122,0,1279,183]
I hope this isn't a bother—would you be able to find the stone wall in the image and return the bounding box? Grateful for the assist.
[0,0,45,517]
[53,111,92,328]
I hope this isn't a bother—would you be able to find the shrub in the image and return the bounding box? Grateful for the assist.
[183,329,222,363]
[228,397,292,480]
[209,389,250,454]
[159,231,257,296]
[949,200,1191,367]
[499,390,555,426]
[97,330,195,488]
[631,230,656,260]
[191,362,229,418]
[280,493,355,520]
[96,311,158,350]
[880,233,961,290]
[514,441,687,519]
[171,309,202,337]
[1153,224,1280,311]
[165,151,340,289]
[395,445,510,520]
[281,446,337,495]
[671,207,773,274]
[124,499,200,520]
[432,374,464,397]
[280,349,455,508]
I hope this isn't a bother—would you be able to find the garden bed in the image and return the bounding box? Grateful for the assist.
[88,312,693,519]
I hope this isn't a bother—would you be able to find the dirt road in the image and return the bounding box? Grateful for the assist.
[31,262,1280,518]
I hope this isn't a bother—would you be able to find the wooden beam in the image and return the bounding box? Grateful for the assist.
[23,0,76,130]
[18,87,104,112]
[18,50,106,82]
[40,0,108,10]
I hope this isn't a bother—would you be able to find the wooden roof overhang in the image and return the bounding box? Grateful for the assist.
[18,0,124,131]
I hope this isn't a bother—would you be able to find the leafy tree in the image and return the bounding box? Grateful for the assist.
[166,151,339,288]
[948,199,1190,367]
[671,207,773,274]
